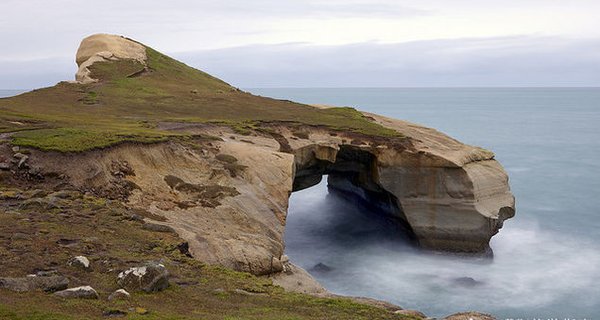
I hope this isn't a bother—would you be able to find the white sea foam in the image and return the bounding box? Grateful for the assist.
[285,180,600,318]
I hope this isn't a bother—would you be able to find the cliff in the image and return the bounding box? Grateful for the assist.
[0,34,514,319]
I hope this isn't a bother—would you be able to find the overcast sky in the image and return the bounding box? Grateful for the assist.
[1,0,599,88]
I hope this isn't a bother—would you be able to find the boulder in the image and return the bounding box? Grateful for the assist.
[311,263,332,273]
[117,261,169,292]
[75,34,147,84]
[54,286,99,299]
[271,256,283,272]
[0,274,69,292]
[108,289,131,301]
[452,277,484,288]
[13,153,28,168]
[68,256,90,269]
[269,263,327,295]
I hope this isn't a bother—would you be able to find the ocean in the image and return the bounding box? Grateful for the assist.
[2,88,600,318]
[249,88,600,319]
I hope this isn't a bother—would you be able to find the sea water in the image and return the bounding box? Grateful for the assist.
[3,88,599,318]
[249,88,600,319]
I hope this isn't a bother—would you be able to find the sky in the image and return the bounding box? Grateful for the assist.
[1,0,599,88]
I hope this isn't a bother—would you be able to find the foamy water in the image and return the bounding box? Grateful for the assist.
[4,88,599,318]
[286,181,600,318]
[260,88,600,319]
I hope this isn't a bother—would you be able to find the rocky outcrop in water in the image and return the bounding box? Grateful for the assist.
[17,116,515,279]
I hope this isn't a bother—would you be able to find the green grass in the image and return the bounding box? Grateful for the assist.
[0,187,416,319]
[12,128,171,152]
[0,42,402,152]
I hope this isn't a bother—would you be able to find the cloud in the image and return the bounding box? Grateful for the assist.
[2,36,600,89]
[172,36,600,87]
[203,1,429,18]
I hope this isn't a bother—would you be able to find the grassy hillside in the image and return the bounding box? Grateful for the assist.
[0,46,400,152]
[0,187,414,320]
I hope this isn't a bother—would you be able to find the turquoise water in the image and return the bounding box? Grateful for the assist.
[3,88,600,318]
[249,88,600,319]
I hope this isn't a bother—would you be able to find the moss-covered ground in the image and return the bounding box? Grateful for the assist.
[0,187,415,320]
[0,46,400,152]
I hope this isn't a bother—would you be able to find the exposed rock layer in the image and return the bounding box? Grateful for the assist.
[75,34,147,83]
[21,117,515,276]
[9,33,514,279]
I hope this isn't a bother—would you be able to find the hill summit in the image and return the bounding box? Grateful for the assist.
[75,34,147,83]
[0,34,398,152]
[0,34,514,319]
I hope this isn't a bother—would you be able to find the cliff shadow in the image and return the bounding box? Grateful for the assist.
[291,145,418,247]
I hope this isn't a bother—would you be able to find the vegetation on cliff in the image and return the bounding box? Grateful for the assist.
[0,36,419,319]
[0,45,400,152]
[0,188,415,320]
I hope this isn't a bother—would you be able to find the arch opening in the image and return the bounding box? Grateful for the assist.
[291,145,417,243]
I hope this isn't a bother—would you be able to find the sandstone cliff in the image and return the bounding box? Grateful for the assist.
[0,34,515,296]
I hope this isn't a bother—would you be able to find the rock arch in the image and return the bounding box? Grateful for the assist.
[291,137,515,255]
[20,118,515,276]
[293,144,415,239]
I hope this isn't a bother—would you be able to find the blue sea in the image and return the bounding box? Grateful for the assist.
[3,88,600,318]
[249,88,600,319]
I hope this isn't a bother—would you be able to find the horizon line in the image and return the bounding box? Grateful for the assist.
[3,86,600,92]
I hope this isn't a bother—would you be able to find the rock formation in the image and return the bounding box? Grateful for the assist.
[75,34,147,84]
[0,34,515,310]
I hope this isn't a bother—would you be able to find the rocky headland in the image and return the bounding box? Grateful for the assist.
[0,34,514,319]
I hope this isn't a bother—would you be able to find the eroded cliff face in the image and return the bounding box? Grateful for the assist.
[74,34,147,84]
[10,113,515,279]
[1,32,514,285]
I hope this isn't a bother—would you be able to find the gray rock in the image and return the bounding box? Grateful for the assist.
[0,162,10,170]
[453,277,484,288]
[13,153,29,168]
[311,263,332,273]
[18,157,28,168]
[117,261,169,292]
[108,289,131,301]
[35,270,59,277]
[54,286,99,299]
[13,152,26,159]
[0,275,69,292]
[271,257,283,272]
[68,256,90,269]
